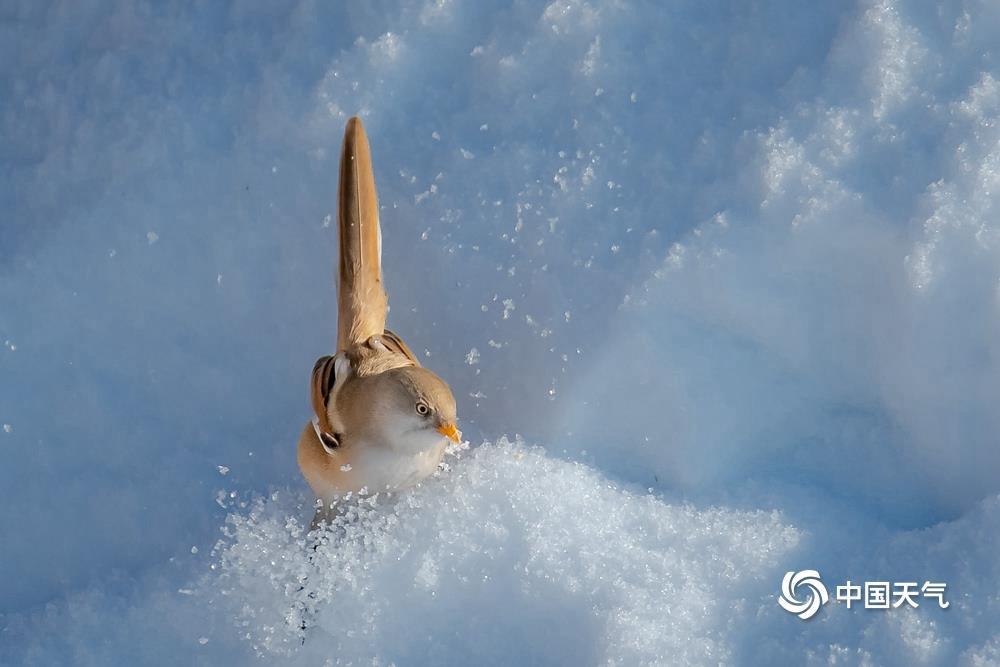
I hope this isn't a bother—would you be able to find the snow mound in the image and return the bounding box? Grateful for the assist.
[3,443,999,666]
[561,0,1000,528]
[207,439,799,665]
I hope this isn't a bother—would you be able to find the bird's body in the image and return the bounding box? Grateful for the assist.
[298,414,446,499]
[297,117,460,517]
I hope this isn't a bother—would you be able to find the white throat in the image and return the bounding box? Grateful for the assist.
[353,432,447,492]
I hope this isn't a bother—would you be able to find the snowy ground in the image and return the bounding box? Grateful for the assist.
[2,1,1000,665]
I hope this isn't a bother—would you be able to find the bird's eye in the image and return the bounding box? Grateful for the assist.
[416,402,430,416]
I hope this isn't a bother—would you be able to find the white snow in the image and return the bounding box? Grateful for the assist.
[2,0,1000,664]
[208,440,800,663]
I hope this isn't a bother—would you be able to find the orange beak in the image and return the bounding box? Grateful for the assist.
[437,422,462,443]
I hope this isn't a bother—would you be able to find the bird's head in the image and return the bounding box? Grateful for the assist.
[374,366,460,450]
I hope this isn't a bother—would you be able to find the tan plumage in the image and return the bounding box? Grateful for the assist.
[298,117,460,522]
[335,116,387,351]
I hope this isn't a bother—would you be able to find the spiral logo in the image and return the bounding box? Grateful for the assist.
[778,570,829,620]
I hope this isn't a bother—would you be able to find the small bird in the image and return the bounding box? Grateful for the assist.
[298,117,460,523]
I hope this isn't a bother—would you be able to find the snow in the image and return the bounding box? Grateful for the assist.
[209,440,799,664]
[3,0,1000,664]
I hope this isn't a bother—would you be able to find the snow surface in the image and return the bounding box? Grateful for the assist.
[2,0,1000,665]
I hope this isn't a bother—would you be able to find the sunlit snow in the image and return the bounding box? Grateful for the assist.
[3,1,1000,665]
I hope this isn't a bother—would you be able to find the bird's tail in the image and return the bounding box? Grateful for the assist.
[336,116,387,350]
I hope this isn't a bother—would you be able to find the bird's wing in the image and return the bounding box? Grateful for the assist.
[380,328,421,367]
[337,117,388,351]
[310,355,338,435]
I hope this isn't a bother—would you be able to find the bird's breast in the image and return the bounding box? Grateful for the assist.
[352,436,447,492]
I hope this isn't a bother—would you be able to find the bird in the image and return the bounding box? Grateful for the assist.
[297,117,460,526]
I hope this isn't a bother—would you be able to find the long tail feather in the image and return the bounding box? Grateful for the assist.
[337,117,388,350]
